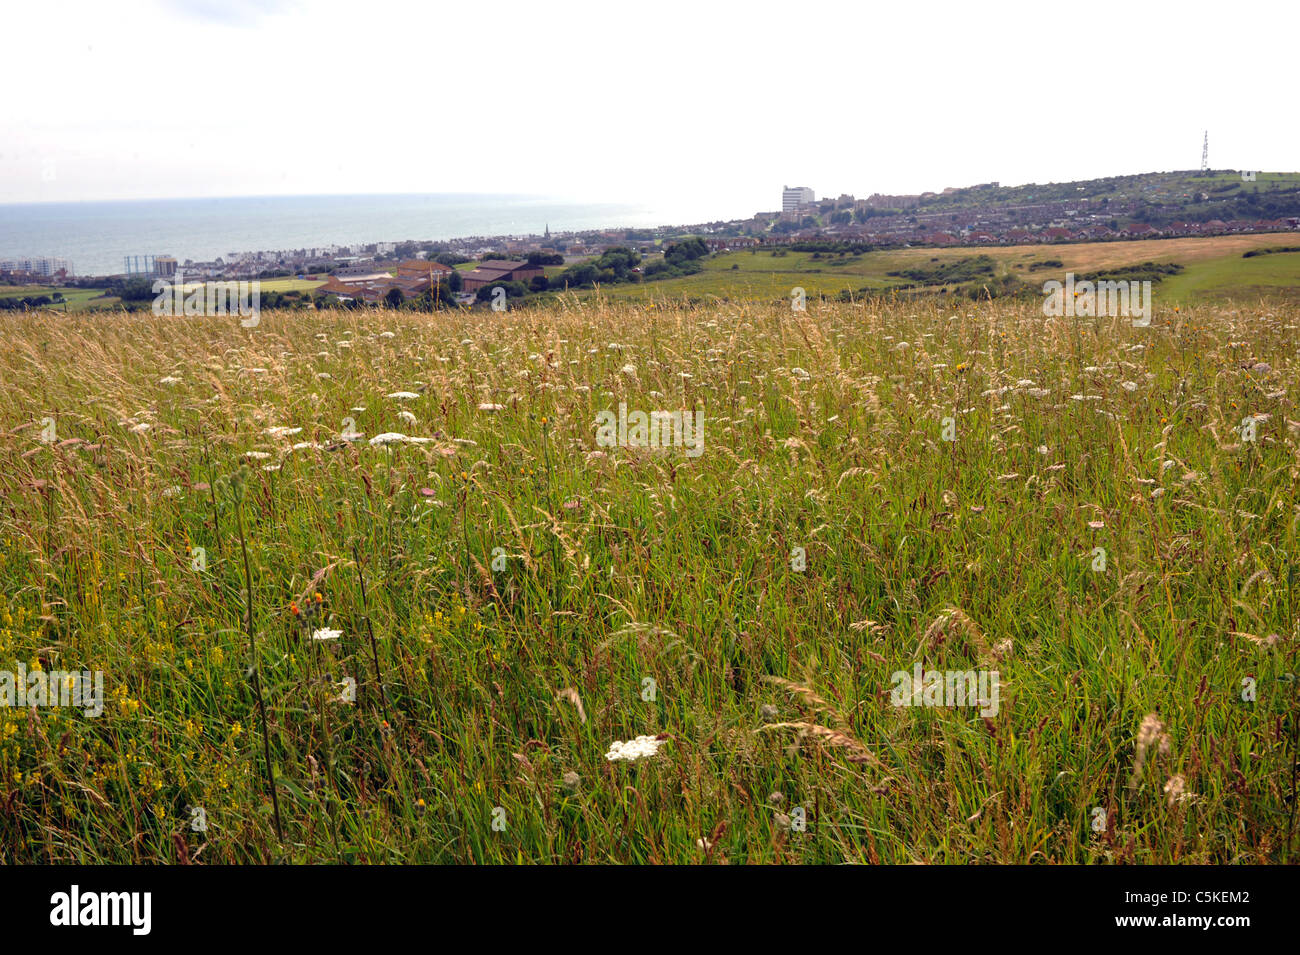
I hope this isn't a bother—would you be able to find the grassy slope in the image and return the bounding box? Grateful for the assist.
[588,233,1300,304]
[1,278,324,313]
[0,300,1296,863]
[1161,250,1300,301]
[0,287,118,309]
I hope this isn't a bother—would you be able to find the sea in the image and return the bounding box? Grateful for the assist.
[0,194,723,277]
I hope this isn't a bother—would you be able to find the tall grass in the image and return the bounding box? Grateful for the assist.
[0,296,1295,863]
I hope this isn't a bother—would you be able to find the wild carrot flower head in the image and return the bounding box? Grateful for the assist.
[606,735,668,762]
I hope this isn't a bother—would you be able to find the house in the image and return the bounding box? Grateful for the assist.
[460,259,543,292]
[334,264,387,278]
[313,276,362,300]
[314,270,441,304]
[355,276,434,304]
[394,259,455,281]
[710,236,760,250]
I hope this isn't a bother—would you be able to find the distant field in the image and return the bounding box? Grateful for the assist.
[258,278,325,293]
[588,233,1300,305]
[150,278,325,294]
[0,279,321,313]
[0,286,119,309]
[1161,250,1300,301]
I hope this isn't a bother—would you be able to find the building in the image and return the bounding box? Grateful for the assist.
[355,276,435,304]
[0,257,74,278]
[460,259,543,292]
[394,259,455,281]
[124,255,168,277]
[705,236,761,252]
[333,266,393,283]
[782,185,815,214]
[314,272,441,304]
[313,276,360,300]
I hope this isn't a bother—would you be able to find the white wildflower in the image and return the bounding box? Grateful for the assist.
[605,735,667,762]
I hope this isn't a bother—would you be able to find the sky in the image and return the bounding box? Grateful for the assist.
[3,0,1297,221]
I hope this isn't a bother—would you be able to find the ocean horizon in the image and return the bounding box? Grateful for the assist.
[0,193,729,277]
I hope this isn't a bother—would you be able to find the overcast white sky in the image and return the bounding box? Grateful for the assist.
[3,0,1297,219]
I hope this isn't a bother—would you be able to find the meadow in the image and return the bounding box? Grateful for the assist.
[0,295,1296,863]
[0,286,120,310]
[605,233,1300,305]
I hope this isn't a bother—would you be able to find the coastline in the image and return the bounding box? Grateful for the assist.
[0,193,739,279]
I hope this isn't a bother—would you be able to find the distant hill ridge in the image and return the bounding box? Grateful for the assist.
[762,170,1300,246]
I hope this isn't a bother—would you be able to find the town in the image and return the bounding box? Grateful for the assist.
[4,170,1299,306]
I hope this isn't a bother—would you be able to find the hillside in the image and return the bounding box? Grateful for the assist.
[886,170,1300,226]
[592,232,1300,306]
